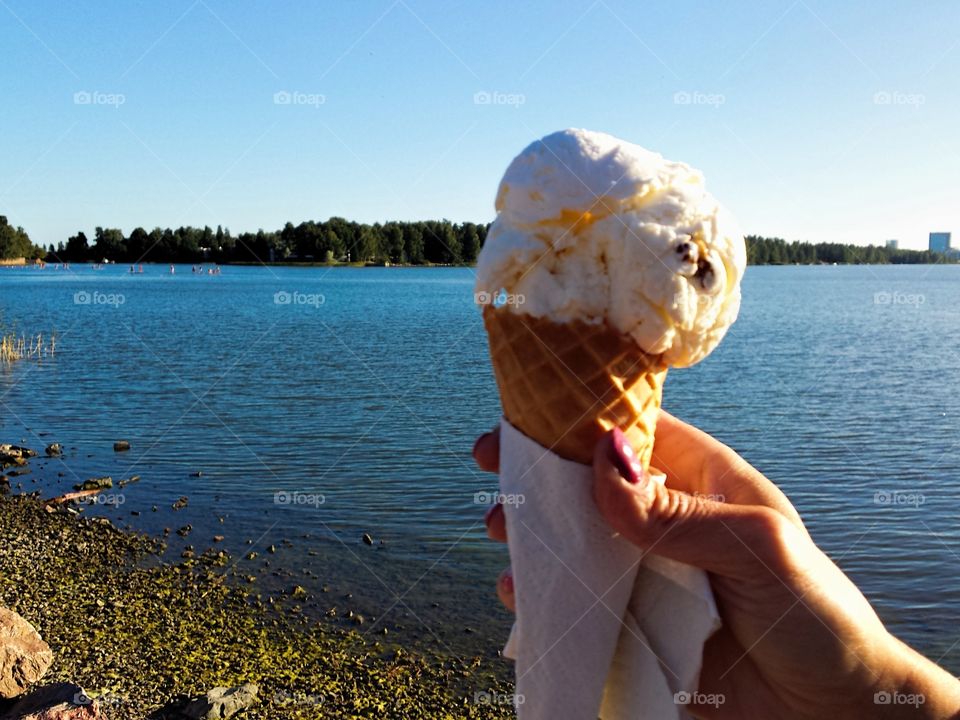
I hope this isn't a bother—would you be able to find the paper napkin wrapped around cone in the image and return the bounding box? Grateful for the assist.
[498,419,721,720]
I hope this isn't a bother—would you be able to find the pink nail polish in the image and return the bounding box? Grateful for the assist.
[610,428,644,484]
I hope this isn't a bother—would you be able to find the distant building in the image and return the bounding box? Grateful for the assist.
[929,232,951,253]
[885,239,899,250]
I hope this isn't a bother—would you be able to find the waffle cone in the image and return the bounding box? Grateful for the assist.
[483,306,666,467]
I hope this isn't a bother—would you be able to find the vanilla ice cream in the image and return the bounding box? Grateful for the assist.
[475,128,746,368]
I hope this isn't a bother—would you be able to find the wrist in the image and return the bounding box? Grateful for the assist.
[867,634,960,719]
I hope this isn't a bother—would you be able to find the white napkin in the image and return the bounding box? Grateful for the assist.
[498,419,721,720]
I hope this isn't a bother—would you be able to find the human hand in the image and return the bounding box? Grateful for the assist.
[474,411,960,719]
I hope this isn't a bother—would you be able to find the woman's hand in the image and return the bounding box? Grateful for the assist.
[474,411,960,719]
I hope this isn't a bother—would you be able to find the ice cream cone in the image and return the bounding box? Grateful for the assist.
[483,305,667,467]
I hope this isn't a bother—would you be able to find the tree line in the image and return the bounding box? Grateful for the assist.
[46,219,487,265]
[745,235,952,265]
[0,214,952,266]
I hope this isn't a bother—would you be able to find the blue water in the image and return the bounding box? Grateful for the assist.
[1,263,959,671]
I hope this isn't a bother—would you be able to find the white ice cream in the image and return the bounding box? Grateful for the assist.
[475,128,746,368]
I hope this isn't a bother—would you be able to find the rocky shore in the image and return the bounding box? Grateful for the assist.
[0,444,514,719]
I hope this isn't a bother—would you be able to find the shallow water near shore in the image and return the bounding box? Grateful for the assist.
[2,263,959,671]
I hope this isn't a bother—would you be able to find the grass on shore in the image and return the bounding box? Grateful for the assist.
[0,493,514,719]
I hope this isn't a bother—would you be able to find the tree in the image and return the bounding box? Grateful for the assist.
[459,222,481,263]
[93,227,125,261]
[126,227,150,262]
[0,217,38,259]
[383,223,405,263]
[404,224,425,264]
[63,231,90,262]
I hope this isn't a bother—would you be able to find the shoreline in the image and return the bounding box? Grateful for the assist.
[0,453,514,719]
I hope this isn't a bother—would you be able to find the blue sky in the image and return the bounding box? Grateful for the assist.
[1,0,958,250]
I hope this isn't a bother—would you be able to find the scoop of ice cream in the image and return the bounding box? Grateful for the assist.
[475,128,746,368]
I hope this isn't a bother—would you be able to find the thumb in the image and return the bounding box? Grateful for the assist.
[593,428,792,580]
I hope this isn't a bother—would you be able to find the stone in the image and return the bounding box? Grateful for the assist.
[361,533,373,546]
[0,445,37,467]
[172,497,188,511]
[44,444,62,457]
[181,684,258,719]
[0,608,54,699]
[112,441,130,452]
[0,682,104,719]
[72,478,111,492]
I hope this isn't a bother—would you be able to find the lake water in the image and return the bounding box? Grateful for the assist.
[2,263,959,672]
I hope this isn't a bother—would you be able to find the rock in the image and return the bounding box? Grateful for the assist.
[7,468,30,477]
[44,444,62,457]
[0,682,103,719]
[0,445,37,468]
[190,471,203,478]
[212,535,224,543]
[361,533,373,546]
[266,545,276,554]
[0,607,54,699]
[112,441,130,452]
[181,684,258,719]
[72,478,111,492]
[176,525,192,537]
[172,497,188,511]
[117,476,140,488]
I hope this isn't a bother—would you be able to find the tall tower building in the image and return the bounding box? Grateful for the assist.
[929,232,951,253]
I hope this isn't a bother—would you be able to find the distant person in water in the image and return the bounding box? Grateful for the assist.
[169,265,175,274]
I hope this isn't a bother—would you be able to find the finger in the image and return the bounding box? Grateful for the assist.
[593,428,799,580]
[653,410,804,529]
[496,567,515,613]
[472,427,500,473]
[484,502,507,542]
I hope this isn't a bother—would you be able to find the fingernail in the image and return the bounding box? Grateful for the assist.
[609,428,645,484]
[501,570,513,594]
[472,431,492,457]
